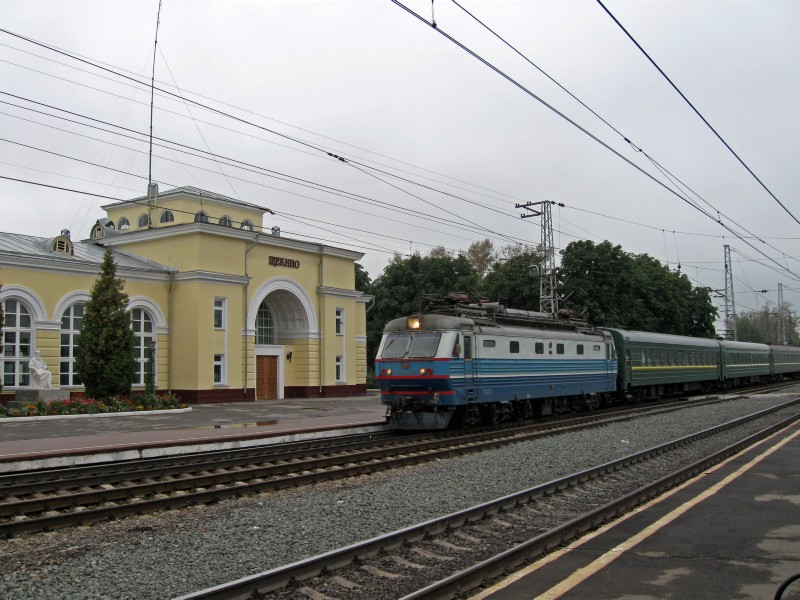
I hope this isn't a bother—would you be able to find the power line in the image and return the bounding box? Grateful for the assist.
[596,0,799,226]
[441,2,795,265]
[0,36,530,207]
[388,0,800,284]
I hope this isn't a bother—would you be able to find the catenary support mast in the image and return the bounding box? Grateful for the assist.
[517,201,562,315]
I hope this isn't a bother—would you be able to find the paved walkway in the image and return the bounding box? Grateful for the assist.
[0,393,387,470]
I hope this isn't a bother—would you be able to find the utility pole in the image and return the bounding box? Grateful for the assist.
[517,201,563,316]
[723,245,737,340]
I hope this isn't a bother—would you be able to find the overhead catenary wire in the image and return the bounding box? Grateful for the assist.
[3,23,791,259]
[388,0,800,284]
[596,0,800,227]
[442,1,797,269]
[1,18,795,302]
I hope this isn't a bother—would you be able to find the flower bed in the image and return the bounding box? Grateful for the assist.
[0,393,186,418]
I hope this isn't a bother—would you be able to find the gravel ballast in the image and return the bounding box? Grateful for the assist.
[0,394,798,600]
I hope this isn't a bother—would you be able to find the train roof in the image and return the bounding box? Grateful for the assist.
[384,314,609,341]
[604,328,720,348]
[719,340,771,352]
[771,344,800,353]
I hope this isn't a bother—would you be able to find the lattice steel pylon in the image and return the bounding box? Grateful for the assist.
[723,245,737,340]
[517,200,559,315]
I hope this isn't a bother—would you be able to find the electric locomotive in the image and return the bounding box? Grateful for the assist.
[376,300,617,429]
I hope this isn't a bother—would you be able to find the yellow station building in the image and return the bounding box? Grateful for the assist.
[0,186,371,403]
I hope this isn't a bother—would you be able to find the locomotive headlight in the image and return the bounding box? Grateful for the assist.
[420,368,433,375]
[386,368,392,375]
[407,317,421,330]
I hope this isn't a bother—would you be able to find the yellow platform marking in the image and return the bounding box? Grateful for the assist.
[471,422,800,600]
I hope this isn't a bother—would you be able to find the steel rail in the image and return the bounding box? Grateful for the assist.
[174,398,800,600]
[403,411,800,599]
[0,392,790,538]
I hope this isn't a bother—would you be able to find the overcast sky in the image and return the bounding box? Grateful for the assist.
[1,0,798,329]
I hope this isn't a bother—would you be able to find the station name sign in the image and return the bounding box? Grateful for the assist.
[269,256,300,269]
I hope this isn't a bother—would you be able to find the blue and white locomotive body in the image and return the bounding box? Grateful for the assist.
[377,311,617,429]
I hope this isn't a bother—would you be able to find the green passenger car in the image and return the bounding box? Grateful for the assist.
[771,345,800,376]
[720,340,771,383]
[605,329,721,400]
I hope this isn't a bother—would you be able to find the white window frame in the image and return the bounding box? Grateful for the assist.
[335,355,344,382]
[213,353,226,385]
[60,303,84,387]
[131,307,155,387]
[335,308,344,336]
[1,298,33,388]
[213,297,226,330]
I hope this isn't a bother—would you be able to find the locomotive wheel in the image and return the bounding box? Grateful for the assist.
[584,395,600,411]
[552,398,568,415]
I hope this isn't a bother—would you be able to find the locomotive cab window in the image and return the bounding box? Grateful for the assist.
[408,332,441,358]
[576,344,584,355]
[535,342,544,355]
[510,340,520,354]
[556,343,565,355]
[483,339,496,348]
[382,333,411,359]
[382,332,441,359]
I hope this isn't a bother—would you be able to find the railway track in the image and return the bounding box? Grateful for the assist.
[0,386,794,538]
[174,399,800,600]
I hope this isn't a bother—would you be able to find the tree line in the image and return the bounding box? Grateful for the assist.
[358,238,726,374]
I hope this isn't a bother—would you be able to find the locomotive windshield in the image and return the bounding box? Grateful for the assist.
[382,333,411,358]
[382,332,441,359]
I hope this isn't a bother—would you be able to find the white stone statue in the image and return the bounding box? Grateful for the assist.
[28,351,53,389]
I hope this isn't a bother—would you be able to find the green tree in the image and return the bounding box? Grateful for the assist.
[735,305,798,345]
[480,250,541,311]
[558,240,717,336]
[76,250,137,398]
[466,238,495,279]
[365,250,480,368]
[354,263,371,293]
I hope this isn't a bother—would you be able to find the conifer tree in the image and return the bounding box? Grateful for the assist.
[76,250,136,398]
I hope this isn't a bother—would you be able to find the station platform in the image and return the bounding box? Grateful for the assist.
[475,420,800,600]
[0,393,388,473]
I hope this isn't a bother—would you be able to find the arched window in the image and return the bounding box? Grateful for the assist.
[52,237,73,255]
[241,219,254,231]
[131,308,155,386]
[60,303,84,386]
[194,211,209,223]
[118,218,130,231]
[160,210,174,224]
[219,216,233,227]
[256,301,275,344]
[137,214,150,228]
[1,299,32,387]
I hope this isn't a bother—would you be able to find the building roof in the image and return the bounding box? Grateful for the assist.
[100,185,270,213]
[0,231,171,273]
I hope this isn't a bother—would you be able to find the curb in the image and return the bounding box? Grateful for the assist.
[0,407,193,424]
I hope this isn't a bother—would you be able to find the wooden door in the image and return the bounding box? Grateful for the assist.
[256,355,278,400]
